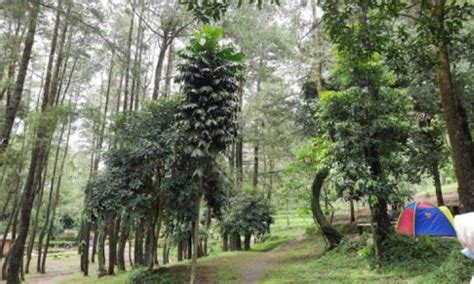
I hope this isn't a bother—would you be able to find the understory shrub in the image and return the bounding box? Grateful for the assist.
[335,223,359,235]
[421,249,474,284]
[128,267,173,284]
[305,225,321,237]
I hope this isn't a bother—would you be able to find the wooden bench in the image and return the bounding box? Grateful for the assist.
[356,222,397,235]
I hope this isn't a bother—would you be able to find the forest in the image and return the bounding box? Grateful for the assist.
[0,0,473,283]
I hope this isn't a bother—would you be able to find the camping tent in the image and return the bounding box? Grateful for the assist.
[396,201,456,237]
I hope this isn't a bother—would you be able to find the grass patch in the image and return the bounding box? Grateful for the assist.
[252,236,292,252]
[263,233,473,284]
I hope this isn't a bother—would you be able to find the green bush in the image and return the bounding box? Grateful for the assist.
[304,225,321,237]
[128,267,173,284]
[380,235,456,263]
[251,236,291,252]
[335,233,371,255]
[421,250,474,284]
[335,223,359,235]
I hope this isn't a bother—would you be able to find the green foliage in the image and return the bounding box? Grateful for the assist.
[317,86,415,206]
[422,250,474,284]
[128,267,174,284]
[305,225,322,237]
[181,0,280,23]
[86,98,183,222]
[251,236,291,252]
[220,193,273,239]
[176,25,244,175]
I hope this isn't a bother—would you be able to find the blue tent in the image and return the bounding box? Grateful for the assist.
[397,202,456,237]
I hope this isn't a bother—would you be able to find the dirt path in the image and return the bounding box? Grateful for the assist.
[196,236,311,283]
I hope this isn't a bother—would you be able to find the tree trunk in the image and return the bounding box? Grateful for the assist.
[244,235,251,251]
[187,236,192,260]
[222,233,229,252]
[36,162,53,273]
[350,198,356,223]
[228,144,236,195]
[310,168,343,249]
[152,33,169,100]
[123,2,135,111]
[1,188,21,277]
[24,174,45,274]
[189,193,202,284]
[204,206,211,256]
[117,210,129,270]
[0,1,40,152]
[432,0,474,212]
[41,114,73,273]
[134,219,145,266]
[235,233,241,250]
[97,218,107,277]
[162,242,170,264]
[253,145,259,191]
[177,241,183,261]
[6,1,64,281]
[432,162,444,206]
[163,39,175,98]
[91,228,98,264]
[108,217,117,275]
[128,238,134,267]
[80,221,91,276]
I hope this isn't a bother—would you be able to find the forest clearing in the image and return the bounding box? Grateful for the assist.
[1,0,473,283]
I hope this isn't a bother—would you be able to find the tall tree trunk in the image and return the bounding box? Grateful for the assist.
[203,206,211,256]
[97,218,107,277]
[162,242,170,264]
[267,160,274,201]
[431,162,444,206]
[80,221,91,276]
[349,198,356,223]
[117,210,129,270]
[7,1,65,280]
[189,193,203,284]
[163,39,175,98]
[37,120,66,272]
[244,235,251,251]
[123,2,135,111]
[310,168,343,249]
[131,4,143,111]
[0,1,40,152]
[222,233,229,252]
[432,0,474,212]
[253,145,259,191]
[235,137,243,192]
[41,112,73,273]
[365,145,391,260]
[116,69,124,113]
[134,219,144,266]
[177,241,183,261]
[152,33,169,100]
[108,217,117,275]
[1,189,21,278]
[24,172,45,274]
[91,228,98,263]
[228,143,236,195]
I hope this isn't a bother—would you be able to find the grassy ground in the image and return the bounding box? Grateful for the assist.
[14,209,473,284]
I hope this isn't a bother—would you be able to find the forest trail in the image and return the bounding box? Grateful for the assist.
[7,236,315,284]
[196,235,318,283]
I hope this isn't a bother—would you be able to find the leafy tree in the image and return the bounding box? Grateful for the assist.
[319,0,417,257]
[400,0,474,211]
[219,193,273,250]
[181,0,280,23]
[175,25,244,283]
